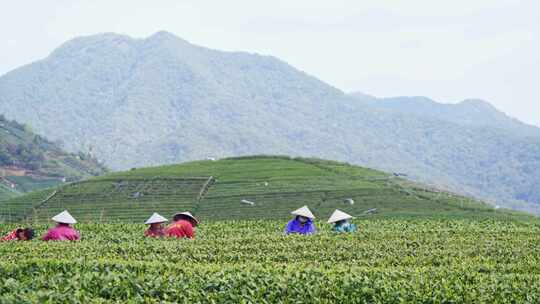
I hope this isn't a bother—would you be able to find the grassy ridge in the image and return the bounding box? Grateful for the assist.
[0,156,532,223]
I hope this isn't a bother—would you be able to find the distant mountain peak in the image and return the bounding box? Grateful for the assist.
[458,99,496,110]
[49,31,194,60]
[145,30,191,45]
[148,30,177,39]
[353,94,539,138]
[49,32,135,58]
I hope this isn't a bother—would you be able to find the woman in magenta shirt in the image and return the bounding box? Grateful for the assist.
[42,210,80,241]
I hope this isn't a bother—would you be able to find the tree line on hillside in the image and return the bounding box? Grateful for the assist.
[0,143,45,170]
[0,114,104,174]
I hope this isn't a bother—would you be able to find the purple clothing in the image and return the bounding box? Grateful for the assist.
[284,217,316,235]
[42,224,80,241]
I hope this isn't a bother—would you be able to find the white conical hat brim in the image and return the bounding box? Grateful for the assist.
[327,209,353,223]
[291,206,315,219]
[173,212,199,224]
[51,210,77,224]
[145,213,168,224]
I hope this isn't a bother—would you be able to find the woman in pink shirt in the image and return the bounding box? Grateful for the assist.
[42,210,80,241]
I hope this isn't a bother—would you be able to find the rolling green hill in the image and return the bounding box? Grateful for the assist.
[0,156,529,223]
[0,115,107,200]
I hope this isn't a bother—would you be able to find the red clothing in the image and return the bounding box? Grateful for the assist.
[1,229,18,241]
[144,227,165,238]
[165,220,194,239]
[42,224,80,241]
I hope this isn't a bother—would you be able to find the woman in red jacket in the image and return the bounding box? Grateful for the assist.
[165,211,199,239]
[1,227,34,241]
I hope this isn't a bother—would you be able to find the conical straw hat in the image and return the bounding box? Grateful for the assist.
[291,206,315,219]
[51,210,77,224]
[145,212,168,224]
[327,209,353,224]
[173,211,199,225]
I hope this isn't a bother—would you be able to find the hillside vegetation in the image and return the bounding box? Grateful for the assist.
[1,32,540,212]
[0,115,106,200]
[0,156,529,223]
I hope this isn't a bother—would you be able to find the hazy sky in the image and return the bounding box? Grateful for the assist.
[1,0,539,126]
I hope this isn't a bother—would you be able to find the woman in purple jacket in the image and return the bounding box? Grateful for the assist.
[284,206,316,235]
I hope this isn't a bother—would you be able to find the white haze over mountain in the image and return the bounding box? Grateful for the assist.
[0,0,539,126]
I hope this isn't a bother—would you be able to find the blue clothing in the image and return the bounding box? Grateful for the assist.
[332,222,357,233]
[284,217,316,235]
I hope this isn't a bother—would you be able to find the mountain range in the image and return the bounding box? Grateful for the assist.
[0,31,539,213]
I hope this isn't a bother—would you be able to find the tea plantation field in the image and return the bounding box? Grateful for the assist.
[1,219,540,303]
[1,156,539,302]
